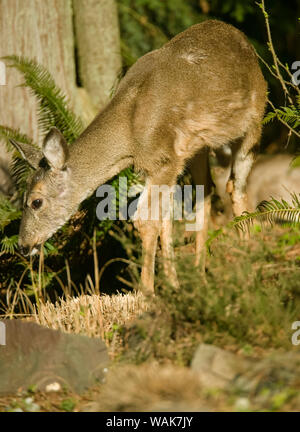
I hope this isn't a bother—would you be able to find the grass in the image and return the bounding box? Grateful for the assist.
[1,224,300,361]
[120,225,300,364]
[34,292,148,359]
[0,224,300,411]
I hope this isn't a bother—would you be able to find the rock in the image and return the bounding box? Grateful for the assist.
[234,351,300,394]
[191,344,253,390]
[0,320,109,395]
[191,343,300,407]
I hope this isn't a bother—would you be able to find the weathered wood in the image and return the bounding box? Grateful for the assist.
[0,0,77,145]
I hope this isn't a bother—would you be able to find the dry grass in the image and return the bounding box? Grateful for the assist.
[34,292,148,358]
[87,363,213,412]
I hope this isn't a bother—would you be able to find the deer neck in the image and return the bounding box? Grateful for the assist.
[67,100,133,204]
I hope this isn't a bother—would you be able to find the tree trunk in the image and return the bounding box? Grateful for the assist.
[73,0,122,110]
[0,0,121,192]
[0,0,77,145]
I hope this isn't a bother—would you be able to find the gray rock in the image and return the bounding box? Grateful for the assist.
[191,343,300,405]
[0,320,109,395]
[191,344,252,390]
[234,351,300,394]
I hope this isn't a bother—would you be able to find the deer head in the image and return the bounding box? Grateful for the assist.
[10,128,75,256]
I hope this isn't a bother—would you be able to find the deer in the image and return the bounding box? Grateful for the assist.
[10,20,267,294]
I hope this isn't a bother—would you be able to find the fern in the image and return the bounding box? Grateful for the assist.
[207,194,300,251]
[233,194,300,232]
[263,93,300,130]
[1,235,19,255]
[263,104,300,130]
[3,55,84,143]
[0,125,36,192]
[0,125,34,151]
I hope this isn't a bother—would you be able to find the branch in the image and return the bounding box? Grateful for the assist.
[259,0,294,105]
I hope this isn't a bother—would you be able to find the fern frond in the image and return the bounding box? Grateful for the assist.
[262,111,277,125]
[275,106,300,129]
[10,157,31,194]
[3,55,84,143]
[231,195,300,232]
[0,125,38,193]
[206,194,300,250]
[0,125,34,152]
[263,104,300,130]
[1,235,19,254]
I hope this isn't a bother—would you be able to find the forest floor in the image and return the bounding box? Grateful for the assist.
[0,224,300,412]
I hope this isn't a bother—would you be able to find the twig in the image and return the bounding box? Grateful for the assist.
[257,53,295,89]
[277,57,300,96]
[259,0,294,105]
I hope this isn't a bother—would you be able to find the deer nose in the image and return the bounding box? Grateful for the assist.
[19,245,30,256]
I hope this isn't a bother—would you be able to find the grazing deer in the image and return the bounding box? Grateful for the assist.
[10,20,267,293]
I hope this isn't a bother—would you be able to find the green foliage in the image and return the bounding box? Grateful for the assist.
[59,399,76,412]
[207,194,300,251]
[290,155,300,168]
[263,96,300,132]
[117,0,294,62]
[1,235,19,255]
[0,125,35,193]
[118,0,198,62]
[214,0,256,22]
[125,229,300,364]
[233,194,300,232]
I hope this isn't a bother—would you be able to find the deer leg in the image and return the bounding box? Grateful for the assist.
[194,195,211,267]
[189,148,213,267]
[139,220,160,294]
[134,167,182,292]
[231,126,261,217]
[133,182,160,294]
[210,145,233,224]
[160,217,179,289]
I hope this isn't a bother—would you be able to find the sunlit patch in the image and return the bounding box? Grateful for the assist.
[30,247,39,256]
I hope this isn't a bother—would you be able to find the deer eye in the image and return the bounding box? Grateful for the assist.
[31,199,43,210]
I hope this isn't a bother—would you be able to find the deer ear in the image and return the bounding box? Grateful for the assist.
[9,139,43,170]
[43,128,69,169]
